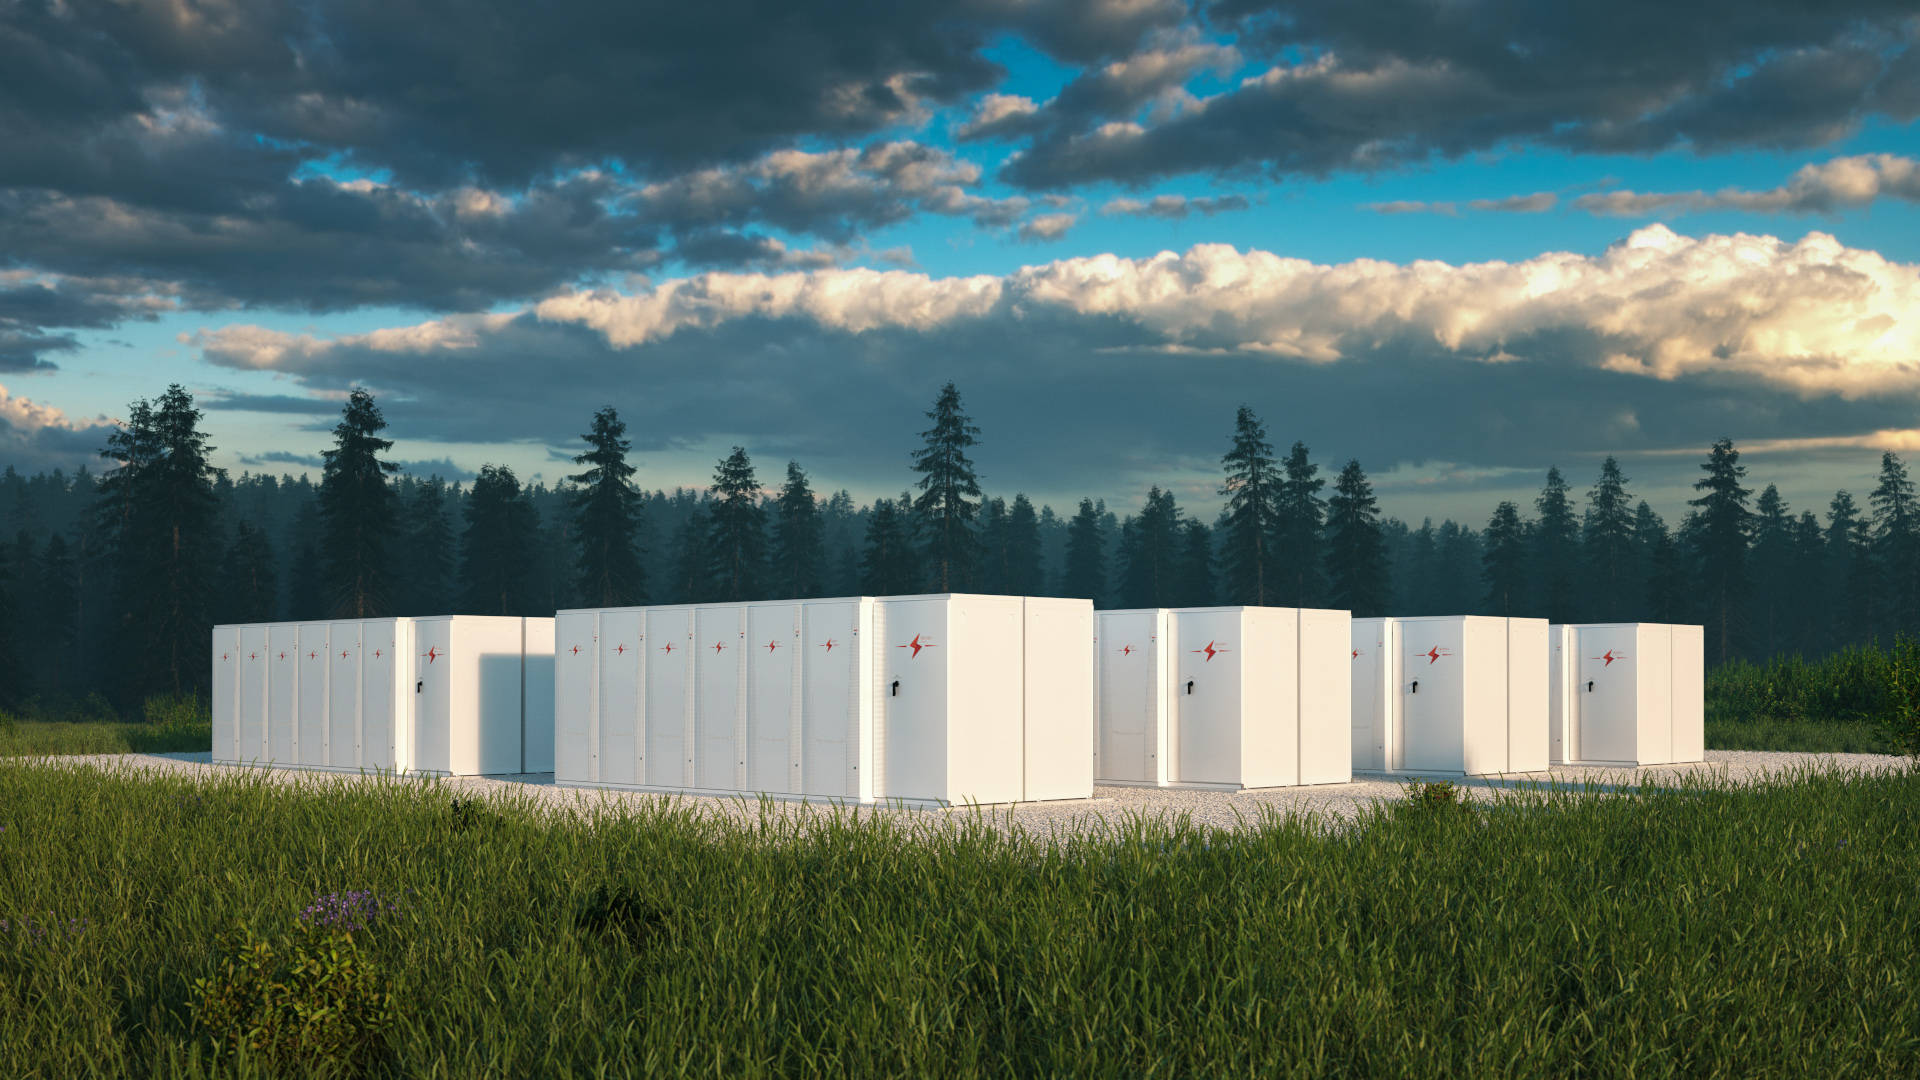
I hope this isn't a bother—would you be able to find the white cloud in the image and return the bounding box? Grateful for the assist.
[1016,212,1079,242]
[190,313,516,371]
[1570,154,1920,218]
[0,382,91,435]
[1101,194,1250,219]
[204,226,1920,400]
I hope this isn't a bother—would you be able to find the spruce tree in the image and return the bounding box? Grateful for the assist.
[223,520,279,624]
[1869,451,1920,639]
[1324,460,1391,616]
[319,389,398,618]
[771,460,826,599]
[669,506,710,603]
[1631,501,1668,614]
[1645,528,1688,623]
[1404,519,1439,614]
[861,495,921,595]
[1176,519,1214,607]
[1117,487,1182,608]
[1827,491,1871,646]
[99,385,221,699]
[1003,494,1044,595]
[0,540,17,710]
[1531,466,1579,624]
[460,465,538,616]
[396,477,457,615]
[706,447,767,602]
[1272,442,1326,606]
[978,497,1011,593]
[1217,406,1281,605]
[35,533,78,697]
[1583,456,1636,622]
[911,382,982,591]
[1436,520,1481,614]
[1482,501,1529,616]
[1789,510,1827,654]
[1062,498,1108,607]
[568,406,648,608]
[1749,484,1794,657]
[1688,437,1753,665]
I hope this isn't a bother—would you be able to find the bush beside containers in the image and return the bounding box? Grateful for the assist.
[1350,616,1549,776]
[554,594,1093,806]
[1094,606,1352,789]
[1549,623,1706,766]
[210,616,555,776]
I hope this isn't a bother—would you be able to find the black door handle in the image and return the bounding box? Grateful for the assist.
[1587,680,1594,692]
[1411,680,1419,694]
[891,680,900,697]
[415,681,423,694]
[1186,680,1194,695]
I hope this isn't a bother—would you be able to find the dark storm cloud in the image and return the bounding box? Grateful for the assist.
[0,275,178,370]
[995,0,1920,188]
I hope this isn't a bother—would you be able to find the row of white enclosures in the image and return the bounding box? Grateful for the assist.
[210,599,1703,803]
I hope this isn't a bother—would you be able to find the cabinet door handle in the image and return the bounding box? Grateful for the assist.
[1411,680,1419,694]
[1587,680,1594,692]
[1185,680,1194,695]
[415,681,423,694]
[891,680,900,697]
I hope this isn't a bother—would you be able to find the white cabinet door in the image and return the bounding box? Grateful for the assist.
[297,622,330,767]
[1575,625,1640,764]
[413,619,453,774]
[802,601,860,798]
[1173,610,1243,784]
[747,604,799,794]
[327,621,361,769]
[212,627,239,763]
[362,621,398,772]
[1401,620,1467,773]
[645,609,693,787]
[694,607,742,790]
[594,611,642,784]
[880,599,949,802]
[1097,611,1157,783]
[554,612,595,783]
[240,625,270,763]
[268,625,299,763]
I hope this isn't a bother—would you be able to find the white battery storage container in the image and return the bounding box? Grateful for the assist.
[1094,606,1351,789]
[554,594,1093,806]
[1350,616,1549,775]
[211,616,555,776]
[1548,623,1705,766]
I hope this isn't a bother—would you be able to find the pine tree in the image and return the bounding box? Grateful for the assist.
[0,540,17,710]
[1404,519,1439,613]
[911,383,982,591]
[223,520,279,624]
[319,389,398,618]
[1117,487,1182,608]
[771,461,825,599]
[1272,442,1326,606]
[1869,451,1920,639]
[1217,406,1281,605]
[706,447,767,602]
[1583,456,1636,622]
[1176,519,1214,607]
[1645,528,1688,623]
[1324,460,1391,616]
[568,406,648,608]
[861,495,921,595]
[99,385,222,699]
[1436,520,1482,614]
[396,477,456,615]
[1688,437,1753,665]
[1062,498,1108,607]
[1789,510,1827,655]
[34,533,78,697]
[1482,501,1529,616]
[1003,494,1044,595]
[669,506,710,604]
[460,465,538,616]
[1631,502,1668,615]
[1749,484,1794,657]
[978,497,1011,594]
[1531,466,1579,624]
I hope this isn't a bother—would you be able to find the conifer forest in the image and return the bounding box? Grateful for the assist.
[0,380,1908,712]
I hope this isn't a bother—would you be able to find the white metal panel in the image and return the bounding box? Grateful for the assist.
[239,625,269,763]
[879,598,950,802]
[801,600,861,798]
[1547,624,1571,765]
[268,625,298,763]
[1022,596,1094,802]
[1506,618,1549,773]
[523,617,556,774]
[1636,623,1673,766]
[1172,609,1244,784]
[212,627,240,763]
[361,620,398,771]
[747,603,799,794]
[945,595,1024,805]
[554,611,595,784]
[297,623,329,767]
[1239,608,1299,789]
[1670,624,1705,763]
[598,611,643,785]
[1400,618,1468,773]
[327,621,360,769]
[694,606,742,791]
[1459,618,1509,775]
[413,619,453,774]
[1350,618,1389,772]
[645,608,693,787]
[1574,624,1640,764]
[1096,610,1160,783]
[1297,608,1352,785]
[461,617,528,775]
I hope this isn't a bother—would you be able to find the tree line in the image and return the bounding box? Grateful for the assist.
[0,381,1909,710]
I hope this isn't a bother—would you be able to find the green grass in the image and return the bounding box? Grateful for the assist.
[0,721,212,757]
[3,761,1918,1077]
[1706,718,1891,753]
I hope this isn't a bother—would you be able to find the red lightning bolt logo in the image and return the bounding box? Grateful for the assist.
[711,641,727,654]
[1592,651,1625,666]
[1120,644,1133,656]
[571,645,580,656]
[425,647,440,663]
[1421,646,1453,664]
[897,634,935,657]
[820,639,837,651]
[765,640,781,652]
[661,642,674,654]
[1190,640,1228,661]
[616,643,627,655]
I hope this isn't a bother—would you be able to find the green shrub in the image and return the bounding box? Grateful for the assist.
[1878,635,1920,757]
[1707,645,1892,725]
[191,921,395,1075]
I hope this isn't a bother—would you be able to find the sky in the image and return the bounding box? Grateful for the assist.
[6,0,1920,529]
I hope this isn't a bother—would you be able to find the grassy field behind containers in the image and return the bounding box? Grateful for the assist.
[1,760,1916,1078]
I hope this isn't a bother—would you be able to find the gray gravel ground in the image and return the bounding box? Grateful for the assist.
[18,749,1912,837]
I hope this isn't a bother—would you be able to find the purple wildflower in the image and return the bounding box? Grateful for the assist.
[299,890,401,931]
